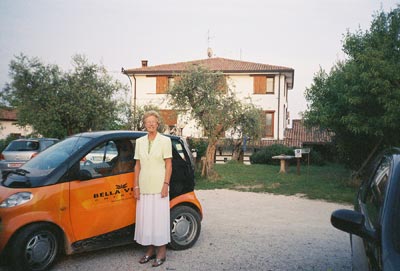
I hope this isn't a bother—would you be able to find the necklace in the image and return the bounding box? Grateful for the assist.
[148,139,154,153]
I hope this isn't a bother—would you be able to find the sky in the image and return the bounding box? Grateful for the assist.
[0,0,399,119]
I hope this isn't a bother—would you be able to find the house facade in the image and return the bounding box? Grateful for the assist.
[0,109,33,139]
[122,57,294,140]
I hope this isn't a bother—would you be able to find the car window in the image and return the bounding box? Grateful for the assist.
[80,139,135,180]
[5,140,39,151]
[85,141,118,163]
[41,140,57,150]
[364,156,390,229]
[20,136,91,178]
[172,140,187,161]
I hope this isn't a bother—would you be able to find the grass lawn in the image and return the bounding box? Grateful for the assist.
[195,162,357,204]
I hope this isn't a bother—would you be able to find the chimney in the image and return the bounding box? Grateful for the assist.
[141,60,148,67]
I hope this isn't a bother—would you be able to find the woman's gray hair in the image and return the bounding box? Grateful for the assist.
[143,110,160,124]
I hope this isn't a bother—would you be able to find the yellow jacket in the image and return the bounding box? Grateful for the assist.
[134,133,172,194]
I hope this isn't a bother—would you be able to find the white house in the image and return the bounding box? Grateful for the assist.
[0,109,33,139]
[122,57,294,140]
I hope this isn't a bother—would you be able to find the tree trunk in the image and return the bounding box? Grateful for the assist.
[231,139,244,162]
[201,141,218,179]
[354,138,383,178]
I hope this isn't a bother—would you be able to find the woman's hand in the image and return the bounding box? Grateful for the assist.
[161,183,169,198]
[134,187,140,200]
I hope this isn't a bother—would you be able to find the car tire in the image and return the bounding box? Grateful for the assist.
[10,223,62,271]
[169,205,201,250]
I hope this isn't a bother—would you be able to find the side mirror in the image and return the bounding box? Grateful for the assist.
[331,209,377,242]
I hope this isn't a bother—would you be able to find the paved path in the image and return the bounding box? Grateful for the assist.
[1,189,352,271]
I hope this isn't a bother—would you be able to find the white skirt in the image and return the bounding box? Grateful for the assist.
[134,193,171,246]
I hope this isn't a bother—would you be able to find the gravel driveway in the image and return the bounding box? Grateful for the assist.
[0,189,352,271]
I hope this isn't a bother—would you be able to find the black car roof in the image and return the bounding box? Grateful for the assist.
[72,130,181,141]
[11,138,59,142]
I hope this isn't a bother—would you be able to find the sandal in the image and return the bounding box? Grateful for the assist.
[152,258,166,267]
[139,254,156,264]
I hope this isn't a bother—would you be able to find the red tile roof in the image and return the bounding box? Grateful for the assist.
[283,119,333,147]
[0,109,17,121]
[124,57,293,74]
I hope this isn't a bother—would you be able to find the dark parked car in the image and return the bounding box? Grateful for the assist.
[331,148,400,271]
[0,138,59,172]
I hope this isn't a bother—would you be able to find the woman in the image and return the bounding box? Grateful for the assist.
[133,111,172,267]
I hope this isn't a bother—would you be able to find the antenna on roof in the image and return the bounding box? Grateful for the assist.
[207,30,214,58]
[207,48,213,58]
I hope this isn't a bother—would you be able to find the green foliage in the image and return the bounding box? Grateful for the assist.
[304,8,400,169]
[187,137,208,161]
[1,54,128,138]
[307,149,325,166]
[250,144,294,165]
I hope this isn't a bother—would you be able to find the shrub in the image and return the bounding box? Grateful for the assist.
[250,144,293,165]
[301,149,325,166]
[187,138,208,162]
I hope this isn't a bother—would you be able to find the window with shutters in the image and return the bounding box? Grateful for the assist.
[253,75,275,94]
[156,76,169,94]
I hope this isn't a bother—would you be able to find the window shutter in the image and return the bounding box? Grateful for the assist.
[160,110,177,126]
[253,76,266,94]
[156,76,169,94]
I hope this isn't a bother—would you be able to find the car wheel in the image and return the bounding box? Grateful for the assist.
[10,223,61,271]
[169,205,201,250]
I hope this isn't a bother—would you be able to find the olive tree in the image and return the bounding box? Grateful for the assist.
[168,65,262,178]
[2,54,128,138]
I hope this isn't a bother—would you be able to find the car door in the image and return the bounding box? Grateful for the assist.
[169,138,195,199]
[69,138,136,242]
[358,156,390,270]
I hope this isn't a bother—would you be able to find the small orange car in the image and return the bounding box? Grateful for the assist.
[0,131,203,271]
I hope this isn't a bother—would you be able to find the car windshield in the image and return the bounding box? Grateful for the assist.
[21,136,91,176]
[5,140,39,151]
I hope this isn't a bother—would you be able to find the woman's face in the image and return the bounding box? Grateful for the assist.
[144,115,159,133]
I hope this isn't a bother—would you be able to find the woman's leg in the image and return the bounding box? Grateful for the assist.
[139,245,156,264]
[151,245,167,267]
[145,245,155,256]
[156,245,166,259]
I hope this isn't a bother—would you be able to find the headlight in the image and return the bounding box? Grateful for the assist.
[0,192,33,208]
